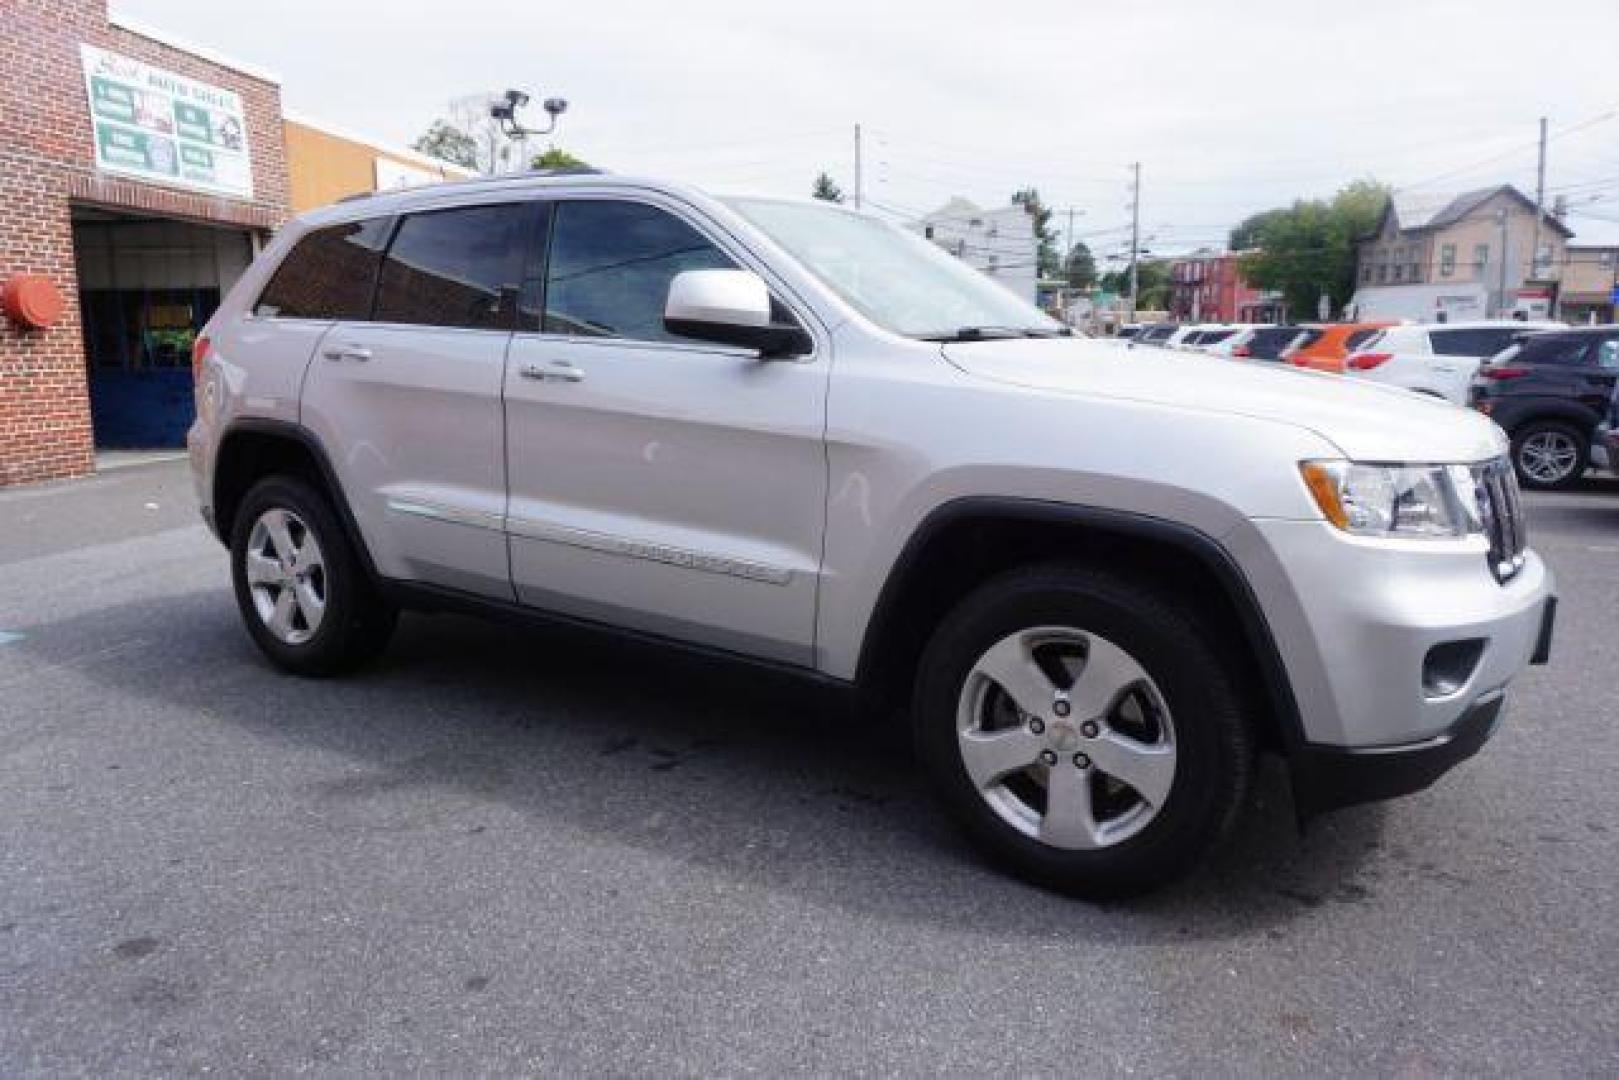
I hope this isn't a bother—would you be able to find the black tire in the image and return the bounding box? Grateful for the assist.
[230,476,397,676]
[913,563,1253,899]
[1510,420,1588,491]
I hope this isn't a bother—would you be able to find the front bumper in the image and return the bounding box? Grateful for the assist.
[1225,517,1556,810]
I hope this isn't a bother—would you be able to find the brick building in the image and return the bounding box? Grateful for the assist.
[1,0,290,485]
[1168,250,1278,323]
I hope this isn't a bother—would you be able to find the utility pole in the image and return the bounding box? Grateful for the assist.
[853,123,863,210]
[1530,115,1548,281]
[1497,207,1510,317]
[1127,162,1141,320]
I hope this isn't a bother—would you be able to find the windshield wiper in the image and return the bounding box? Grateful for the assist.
[918,326,1073,342]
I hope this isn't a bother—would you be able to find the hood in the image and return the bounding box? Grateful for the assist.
[941,338,1507,463]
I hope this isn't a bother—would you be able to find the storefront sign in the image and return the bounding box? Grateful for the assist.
[80,44,252,199]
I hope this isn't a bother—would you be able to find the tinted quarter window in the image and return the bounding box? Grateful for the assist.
[1344,329,1380,351]
[255,218,390,320]
[374,203,533,330]
[545,200,737,343]
[1431,328,1520,356]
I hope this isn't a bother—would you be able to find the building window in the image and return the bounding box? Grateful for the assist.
[987,254,999,271]
[1599,250,1615,267]
[924,225,934,239]
[1361,265,1372,284]
[1440,244,1456,277]
[1392,264,1403,283]
[1409,261,1421,282]
[1376,265,1387,284]
[1474,243,1490,277]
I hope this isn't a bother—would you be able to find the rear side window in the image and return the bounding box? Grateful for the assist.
[1432,328,1521,357]
[374,203,534,330]
[1516,334,1593,367]
[1344,329,1380,351]
[255,218,390,319]
[544,200,737,343]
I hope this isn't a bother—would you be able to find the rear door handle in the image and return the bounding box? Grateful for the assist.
[322,344,373,362]
[519,361,585,383]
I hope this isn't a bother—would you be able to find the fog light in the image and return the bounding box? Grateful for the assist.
[1423,639,1485,699]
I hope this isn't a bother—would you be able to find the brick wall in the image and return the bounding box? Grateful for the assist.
[0,0,289,486]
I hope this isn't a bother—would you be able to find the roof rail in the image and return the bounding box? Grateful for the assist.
[333,165,607,204]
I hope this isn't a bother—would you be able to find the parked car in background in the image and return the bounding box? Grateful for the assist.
[1181,324,1269,354]
[1217,326,1320,362]
[1345,321,1562,405]
[1132,323,1179,347]
[1115,323,1144,340]
[1289,321,1398,373]
[1470,326,1619,489]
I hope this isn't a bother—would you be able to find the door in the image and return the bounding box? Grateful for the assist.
[504,196,829,664]
[299,201,539,600]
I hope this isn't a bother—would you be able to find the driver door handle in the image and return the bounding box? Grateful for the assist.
[520,360,585,383]
[322,343,372,362]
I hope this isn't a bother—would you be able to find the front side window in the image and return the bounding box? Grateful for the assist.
[544,200,737,343]
[373,203,533,331]
[255,218,390,320]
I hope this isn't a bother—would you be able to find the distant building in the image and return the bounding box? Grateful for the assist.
[910,197,1038,303]
[283,113,475,214]
[1168,249,1277,322]
[1351,185,1573,321]
[1559,245,1618,324]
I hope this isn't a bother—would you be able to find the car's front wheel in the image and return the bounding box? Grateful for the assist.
[1511,420,1587,491]
[230,476,397,676]
[913,564,1254,899]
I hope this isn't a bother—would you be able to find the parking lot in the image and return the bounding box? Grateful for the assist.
[1,457,1615,1075]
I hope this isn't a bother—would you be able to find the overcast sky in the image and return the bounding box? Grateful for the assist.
[118,0,1619,254]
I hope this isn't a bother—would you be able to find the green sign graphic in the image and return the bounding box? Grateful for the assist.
[80,44,252,199]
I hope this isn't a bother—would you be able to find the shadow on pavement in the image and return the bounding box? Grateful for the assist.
[19,585,1387,942]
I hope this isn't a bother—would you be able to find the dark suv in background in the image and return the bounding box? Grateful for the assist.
[1471,327,1619,490]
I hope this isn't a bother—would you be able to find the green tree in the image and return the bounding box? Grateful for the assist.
[411,119,479,170]
[1012,187,1061,278]
[1231,179,1389,319]
[1099,259,1171,309]
[533,146,589,170]
[811,171,845,203]
[1064,241,1097,289]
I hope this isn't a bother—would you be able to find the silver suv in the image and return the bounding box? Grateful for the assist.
[189,173,1556,896]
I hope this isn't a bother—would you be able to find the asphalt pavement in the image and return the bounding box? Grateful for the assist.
[1,459,1615,1076]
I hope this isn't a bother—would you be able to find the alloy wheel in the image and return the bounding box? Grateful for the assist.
[956,626,1177,850]
[245,507,327,645]
[1518,430,1579,485]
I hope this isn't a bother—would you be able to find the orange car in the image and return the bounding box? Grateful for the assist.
[1287,321,1398,373]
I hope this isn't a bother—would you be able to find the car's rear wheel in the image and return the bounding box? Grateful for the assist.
[913,564,1253,899]
[230,476,397,676]
[1511,421,1587,491]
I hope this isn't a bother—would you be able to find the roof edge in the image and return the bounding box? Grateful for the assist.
[106,8,282,84]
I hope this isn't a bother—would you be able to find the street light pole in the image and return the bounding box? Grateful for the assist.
[1128,162,1141,320]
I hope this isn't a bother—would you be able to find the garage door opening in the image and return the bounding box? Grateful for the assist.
[71,205,258,448]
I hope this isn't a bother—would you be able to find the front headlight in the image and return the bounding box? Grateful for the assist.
[1299,460,1483,539]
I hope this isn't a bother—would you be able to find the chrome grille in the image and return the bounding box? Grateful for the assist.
[1473,458,1526,582]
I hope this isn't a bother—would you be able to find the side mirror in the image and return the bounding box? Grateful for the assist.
[664,269,811,358]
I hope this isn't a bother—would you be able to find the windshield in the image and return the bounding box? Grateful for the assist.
[725,198,1062,340]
